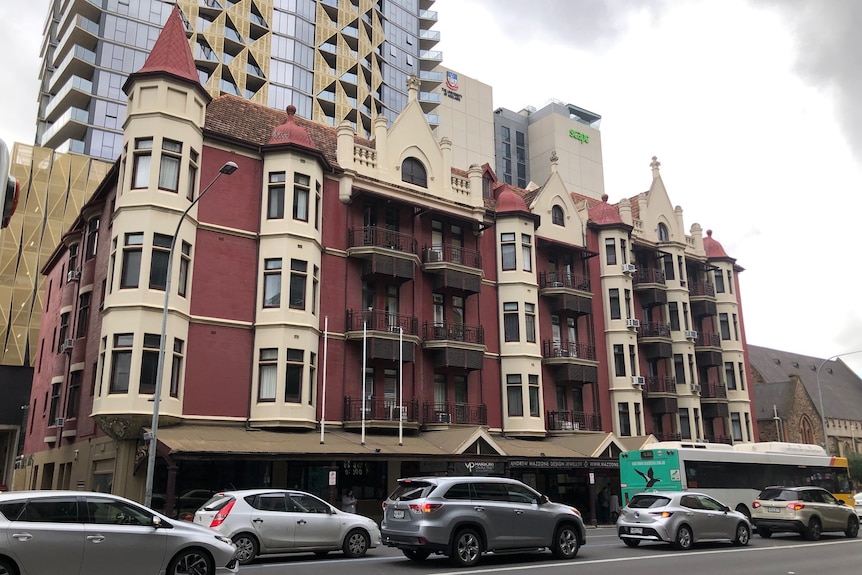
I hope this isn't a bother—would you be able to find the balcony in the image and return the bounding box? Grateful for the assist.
[700,382,728,400]
[422,321,484,371]
[423,402,487,426]
[343,397,420,430]
[345,309,418,362]
[704,435,733,445]
[347,226,418,283]
[55,14,99,62]
[638,321,672,360]
[645,376,676,395]
[539,272,592,315]
[419,50,442,71]
[688,281,717,317]
[418,9,438,24]
[40,106,89,149]
[546,411,602,432]
[542,340,598,384]
[632,267,667,307]
[421,244,482,294]
[49,45,96,94]
[694,331,722,366]
[652,433,682,442]
[44,75,93,121]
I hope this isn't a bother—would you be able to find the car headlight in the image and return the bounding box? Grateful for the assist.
[569,507,582,517]
[215,535,233,546]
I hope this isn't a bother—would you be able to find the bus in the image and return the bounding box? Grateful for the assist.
[619,441,853,517]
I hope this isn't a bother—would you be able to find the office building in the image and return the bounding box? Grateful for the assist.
[37,0,442,160]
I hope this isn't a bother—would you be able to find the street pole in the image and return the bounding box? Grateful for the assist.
[144,161,237,508]
[815,349,862,457]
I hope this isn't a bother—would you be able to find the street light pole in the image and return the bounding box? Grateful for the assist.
[144,161,238,508]
[815,349,862,457]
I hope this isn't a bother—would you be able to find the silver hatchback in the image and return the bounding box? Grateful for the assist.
[381,476,586,567]
[617,491,751,550]
[0,490,238,575]
[193,489,381,564]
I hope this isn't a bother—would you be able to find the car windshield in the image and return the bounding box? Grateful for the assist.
[388,480,434,501]
[758,488,802,502]
[628,495,671,509]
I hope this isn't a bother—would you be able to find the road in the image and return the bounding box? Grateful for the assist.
[238,527,861,574]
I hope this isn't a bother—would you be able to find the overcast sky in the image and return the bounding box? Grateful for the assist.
[1,0,861,373]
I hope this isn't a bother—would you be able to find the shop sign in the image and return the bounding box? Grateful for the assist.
[454,461,504,476]
[509,459,619,470]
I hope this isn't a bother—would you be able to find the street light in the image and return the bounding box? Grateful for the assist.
[144,160,238,508]
[815,349,862,456]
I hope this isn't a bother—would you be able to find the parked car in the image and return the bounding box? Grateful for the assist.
[855,493,862,520]
[193,488,380,565]
[616,491,751,550]
[380,476,586,567]
[0,490,238,575]
[751,486,858,540]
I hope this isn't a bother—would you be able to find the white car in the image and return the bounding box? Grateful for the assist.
[194,488,381,565]
[0,490,237,575]
[855,493,862,519]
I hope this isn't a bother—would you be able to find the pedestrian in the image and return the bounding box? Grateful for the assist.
[597,486,610,524]
[610,490,621,523]
[342,488,357,513]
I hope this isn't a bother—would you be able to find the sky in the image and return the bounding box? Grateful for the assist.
[1,0,861,373]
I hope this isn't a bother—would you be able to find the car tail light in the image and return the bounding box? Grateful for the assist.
[786,502,805,511]
[752,501,761,509]
[381,502,388,510]
[650,511,673,518]
[210,500,235,527]
[408,503,442,513]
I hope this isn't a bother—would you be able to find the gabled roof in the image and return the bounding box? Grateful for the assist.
[123,6,203,97]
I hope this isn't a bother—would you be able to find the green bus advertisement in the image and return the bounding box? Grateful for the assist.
[619,446,684,505]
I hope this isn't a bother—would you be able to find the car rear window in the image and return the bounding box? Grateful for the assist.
[201,494,234,511]
[388,480,434,501]
[758,488,799,502]
[628,495,671,509]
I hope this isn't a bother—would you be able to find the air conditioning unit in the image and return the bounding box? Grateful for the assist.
[690,384,702,394]
[621,263,637,274]
[388,325,402,333]
[436,412,452,423]
[684,330,698,340]
[60,338,75,353]
[67,269,81,282]
[626,318,640,329]
[549,281,564,288]
[632,376,645,386]
[54,417,65,427]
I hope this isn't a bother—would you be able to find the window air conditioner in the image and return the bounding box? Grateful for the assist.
[54,417,65,427]
[549,281,564,288]
[61,339,74,353]
[684,330,698,340]
[632,376,645,386]
[67,270,81,282]
[622,263,637,274]
[436,412,451,423]
[691,384,702,394]
[626,319,640,329]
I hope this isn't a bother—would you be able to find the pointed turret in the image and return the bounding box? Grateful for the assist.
[267,105,317,151]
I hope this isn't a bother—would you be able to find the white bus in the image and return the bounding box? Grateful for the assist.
[619,441,853,517]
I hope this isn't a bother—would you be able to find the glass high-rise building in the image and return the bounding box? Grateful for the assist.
[37,0,441,160]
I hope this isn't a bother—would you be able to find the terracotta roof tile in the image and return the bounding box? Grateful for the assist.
[266,105,317,151]
[588,194,624,225]
[131,6,199,88]
[703,229,730,258]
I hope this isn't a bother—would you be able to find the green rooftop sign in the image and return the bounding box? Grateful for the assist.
[569,129,589,144]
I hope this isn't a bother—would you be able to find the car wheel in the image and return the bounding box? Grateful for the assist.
[622,538,641,548]
[733,522,751,546]
[673,524,693,550]
[551,524,580,559]
[0,558,16,575]
[343,528,370,558]
[451,528,482,567]
[232,533,259,565]
[403,549,431,561]
[757,527,772,538]
[804,517,822,541]
[167,547,214,575]
[845,516,859,538]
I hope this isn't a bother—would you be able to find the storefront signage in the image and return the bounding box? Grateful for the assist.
[569,129,589,144]
[509,459,619,470]
[455,461,505,476]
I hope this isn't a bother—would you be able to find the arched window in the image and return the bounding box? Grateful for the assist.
[401,157,427,188]
[657,222,670,242]
[552,205,565,226]
[799,415,815,445]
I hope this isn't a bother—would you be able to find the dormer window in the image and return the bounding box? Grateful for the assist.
[552,205,565,226]
[657,222,670,242]
[401,157,427,188]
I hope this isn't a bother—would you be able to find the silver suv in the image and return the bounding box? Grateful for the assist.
[751,486,859,540]
[380,476,586,567]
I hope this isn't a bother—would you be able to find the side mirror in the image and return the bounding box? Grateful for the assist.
[152,515,162,528]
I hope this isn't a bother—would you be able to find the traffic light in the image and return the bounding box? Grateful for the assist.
[1,138,20,229]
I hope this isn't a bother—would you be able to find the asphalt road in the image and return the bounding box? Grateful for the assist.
[239,527,861,575]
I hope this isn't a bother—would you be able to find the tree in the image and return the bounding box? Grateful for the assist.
[848,452,862,490]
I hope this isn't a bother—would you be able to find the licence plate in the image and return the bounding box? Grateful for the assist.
[393,509,405,519]
[629,527,643,534]
[767,507,781,513]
